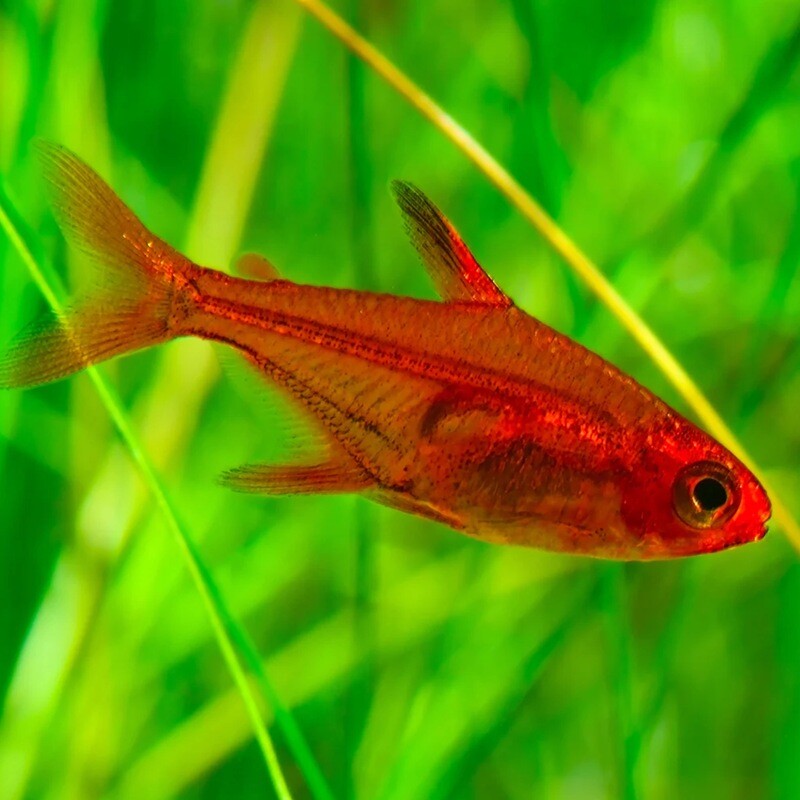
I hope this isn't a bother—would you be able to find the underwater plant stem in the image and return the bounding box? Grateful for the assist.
[344,0,379,794]
[601,566,639,800]
[0,179,295,800]
[290,0,800,554]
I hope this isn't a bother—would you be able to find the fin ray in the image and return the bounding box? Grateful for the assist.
[391,181,511,307]
[0,142,188,389]
[220,460,371,495]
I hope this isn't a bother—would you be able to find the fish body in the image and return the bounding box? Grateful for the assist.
[0,144,771,559]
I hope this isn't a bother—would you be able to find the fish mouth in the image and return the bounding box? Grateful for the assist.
[694,524,768,555]
[726,523,768,549]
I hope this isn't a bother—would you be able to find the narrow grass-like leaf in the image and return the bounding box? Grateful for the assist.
[290,0,800,553]
[344,0,378,794]
[601,566,638,800]
[0,178,294,800]
[429,586,593,799]
[645,12,800,257]
[634,565,695,790]
[177,4,335,797]
[120,551,577,796]
[0,2,114,790]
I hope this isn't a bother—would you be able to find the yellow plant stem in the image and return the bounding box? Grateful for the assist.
[290,0,800,553]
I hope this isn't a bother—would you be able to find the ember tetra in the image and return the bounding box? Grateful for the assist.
[0,143,771,559]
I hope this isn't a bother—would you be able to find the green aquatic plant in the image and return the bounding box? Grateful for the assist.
[0,1,797,798]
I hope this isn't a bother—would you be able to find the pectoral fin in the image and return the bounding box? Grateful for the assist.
[391,181,511,307]
[220,459,371,495]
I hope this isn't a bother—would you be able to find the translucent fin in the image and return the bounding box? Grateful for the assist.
[216,345,328,461]
[0,142,190,389]
[373,489,465,529]
[36,141,188,286]
[220,459,371,495]
[233,252,281,282]
[391,181,511,307]
[0,305,170,388]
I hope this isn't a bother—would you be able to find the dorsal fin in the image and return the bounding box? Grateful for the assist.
[391,181,511,307]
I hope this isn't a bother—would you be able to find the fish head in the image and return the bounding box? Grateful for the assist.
[619,418,771,559]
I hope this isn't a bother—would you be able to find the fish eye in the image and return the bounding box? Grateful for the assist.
[692,477,728,511]
[672,461,740,529]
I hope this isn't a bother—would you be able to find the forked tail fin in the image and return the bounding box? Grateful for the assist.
[0,142,191,389]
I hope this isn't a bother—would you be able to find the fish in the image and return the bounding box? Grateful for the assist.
[0,142,771,560]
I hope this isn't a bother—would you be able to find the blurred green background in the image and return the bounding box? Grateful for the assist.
[1,0,799,797]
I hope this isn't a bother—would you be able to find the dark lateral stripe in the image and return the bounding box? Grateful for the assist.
[195,294,627,437]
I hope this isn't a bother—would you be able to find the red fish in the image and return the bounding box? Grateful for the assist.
[0,144,771,559]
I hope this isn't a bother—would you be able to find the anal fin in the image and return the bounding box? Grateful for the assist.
[220,459,371,495]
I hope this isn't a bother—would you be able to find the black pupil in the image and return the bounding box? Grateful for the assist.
[693,477,728,511]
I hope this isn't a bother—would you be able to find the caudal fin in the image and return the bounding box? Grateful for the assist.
[0,142,191,389]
